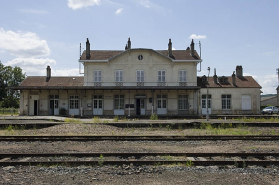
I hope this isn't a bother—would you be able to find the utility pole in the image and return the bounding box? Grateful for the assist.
[206,67,210,121]
[277,68,279,86]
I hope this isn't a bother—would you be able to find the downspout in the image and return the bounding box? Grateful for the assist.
[128,90,130,117]
[152,90,154,114]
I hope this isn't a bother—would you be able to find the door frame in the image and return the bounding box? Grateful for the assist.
[201,94,211,115]
[157,94,167,115]
[93,94,103,115]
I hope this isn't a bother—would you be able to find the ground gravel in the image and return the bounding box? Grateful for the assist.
[1,165,279,185]
[1,122,279,184]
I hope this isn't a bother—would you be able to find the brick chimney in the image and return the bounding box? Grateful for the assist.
[190,39,195,57]
[168,38,172,57]
[86,38,90,59]
[236,65,243,77]
[127,38,131,49]
[232,71,236,86]
[213,68,218,84]
[46,65,51,82]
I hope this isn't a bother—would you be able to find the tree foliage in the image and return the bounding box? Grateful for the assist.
[0,61,26,108]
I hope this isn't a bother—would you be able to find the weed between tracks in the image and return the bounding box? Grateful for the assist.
[230,117,279,122]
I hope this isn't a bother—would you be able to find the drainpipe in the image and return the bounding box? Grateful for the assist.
[80,95,83,117]
[128,90,130,117]
[152,90,154,114]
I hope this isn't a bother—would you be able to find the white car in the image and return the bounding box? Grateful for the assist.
[261,106,279,115]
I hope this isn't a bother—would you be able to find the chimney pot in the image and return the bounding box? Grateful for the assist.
[236,65,243,77]
[127,37,131,49]
[46,65,51,82]
[168,38,172,57]
[213,68,218,83]
[190,39,195,56]
[232,71,236,85]
[86,38,90,59]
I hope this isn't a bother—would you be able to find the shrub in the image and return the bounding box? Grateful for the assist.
[150,113,158,120]
[59,108,67,115]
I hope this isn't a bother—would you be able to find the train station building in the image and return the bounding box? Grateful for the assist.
[12,38,262,116]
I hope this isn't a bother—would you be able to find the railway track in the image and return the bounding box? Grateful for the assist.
[1,152,278,167]
[1,135,279,141]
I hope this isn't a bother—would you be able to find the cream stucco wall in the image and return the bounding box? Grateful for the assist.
[83,50,197,86]
[200,88,261,114]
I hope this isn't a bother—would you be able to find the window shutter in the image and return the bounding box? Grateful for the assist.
[120,71,123,82]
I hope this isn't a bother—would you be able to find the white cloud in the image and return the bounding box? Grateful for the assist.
[115,8,123,14]
[67,0,101,10]
[246,73,278,94]
[5,58,56,76]
[0,28,50,58]
[20,9,48,14]
[4,58,80,77]
[140,0,150,8]
[52,68,80,76]
[5,58,56,66]
[189,34,207,40]
[263,51,273,56]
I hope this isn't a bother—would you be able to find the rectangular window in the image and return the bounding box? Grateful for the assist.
[94,70,102,82]
[137,70,144,82]
[178,95,188,110]
[115,70,123,82]
[158,70,166,82]
[157,95,167,108]
[222,95,231,110]
[70,95,79,109]
[179,70,187,82]
[114,95,124,109]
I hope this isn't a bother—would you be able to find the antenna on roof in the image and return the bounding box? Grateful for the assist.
[199,41,201,59]
[80,43,81,59]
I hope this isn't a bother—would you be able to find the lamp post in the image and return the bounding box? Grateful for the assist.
[206,67,210,121]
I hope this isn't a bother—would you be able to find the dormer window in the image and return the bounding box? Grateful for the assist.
[218,76,228,83]
[201,75,207,83]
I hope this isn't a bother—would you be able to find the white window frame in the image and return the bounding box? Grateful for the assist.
[115,70,123,82]
[178,95,188,110]
[158,70,166,82]
[94,70,102,82]
[69,95,79,109]
[114,95,124,109]
[222,94,231,110]
[179,70,187,82]
[137,70,144,82]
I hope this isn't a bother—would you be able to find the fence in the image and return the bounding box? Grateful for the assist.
[0,108,19,115]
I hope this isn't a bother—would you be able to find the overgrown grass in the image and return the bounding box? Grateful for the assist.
[98,154,104,166]
[231,117,279,123]
[113,115,119,122]
[161,155,174,161]
[92,116,101,123]
[64,118,82,123]
[3,125,26,131]
[150,113,158,120]
[193,122,272,135]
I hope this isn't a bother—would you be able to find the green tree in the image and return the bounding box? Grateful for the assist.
[0,61,25,108]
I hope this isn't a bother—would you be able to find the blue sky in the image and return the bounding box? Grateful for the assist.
[0,0,278,94]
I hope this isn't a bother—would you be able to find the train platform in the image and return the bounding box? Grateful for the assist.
[0,115,279,127]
